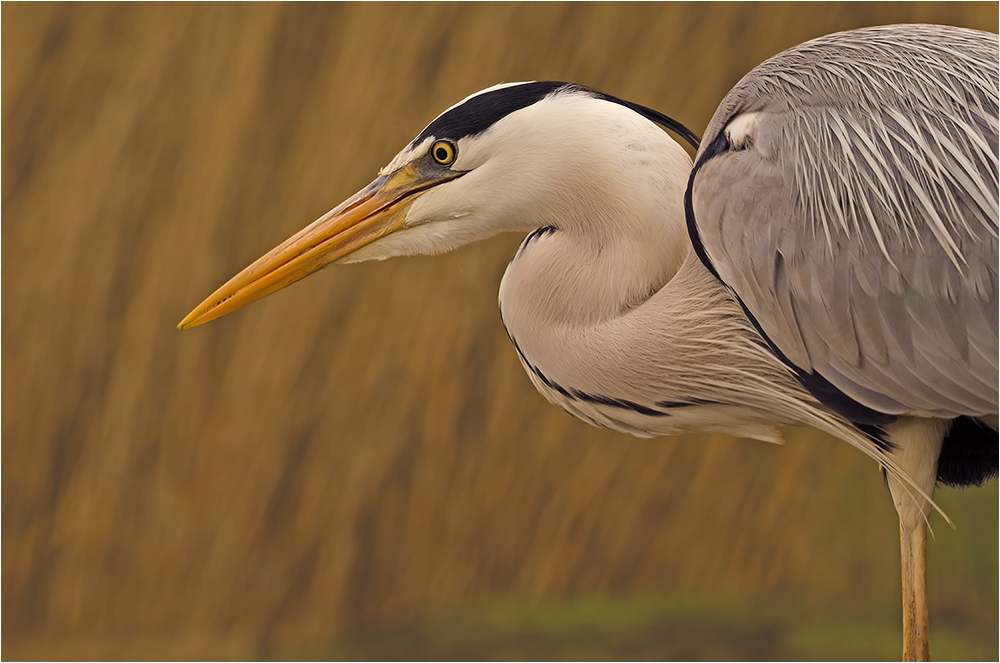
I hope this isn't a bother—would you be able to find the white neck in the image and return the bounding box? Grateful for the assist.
[498,152,690,328]
[496,138,879,454]
[497,107,691,364]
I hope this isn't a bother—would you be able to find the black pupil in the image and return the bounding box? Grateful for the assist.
[436,145,449,162]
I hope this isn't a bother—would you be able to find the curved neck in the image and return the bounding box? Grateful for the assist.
[496,132,697,402]
[492,107,838,440]
[500,213,688,329]
[498,140,691,329]
[499,244,714,396]
[500,249,839,443]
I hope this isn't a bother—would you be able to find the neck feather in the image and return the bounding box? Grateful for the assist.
[500,247,873,448]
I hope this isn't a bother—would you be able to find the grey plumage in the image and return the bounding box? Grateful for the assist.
[691,25,998,423]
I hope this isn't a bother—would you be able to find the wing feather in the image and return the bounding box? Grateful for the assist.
[690,24,999,421]
[848,272,888,365]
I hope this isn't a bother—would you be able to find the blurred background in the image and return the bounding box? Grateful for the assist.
[3,2,997,660]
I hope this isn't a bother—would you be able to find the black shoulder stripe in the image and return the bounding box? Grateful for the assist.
[729,292,896,444]
[938,417,998,486]
[685,128,896,449]
[684,130,729,283]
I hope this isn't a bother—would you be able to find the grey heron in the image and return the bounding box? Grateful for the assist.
[180,24,998,661]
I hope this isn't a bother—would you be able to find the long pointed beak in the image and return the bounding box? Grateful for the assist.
[179,163,457,329]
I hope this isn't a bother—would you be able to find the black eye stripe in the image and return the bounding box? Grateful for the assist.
[412,81,698,151]
[415,82,571,144]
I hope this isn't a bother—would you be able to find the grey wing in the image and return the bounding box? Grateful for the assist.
[689,24,999,421]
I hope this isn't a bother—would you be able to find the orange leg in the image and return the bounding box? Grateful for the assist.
[899,516,930,661]
[883,417,946,662]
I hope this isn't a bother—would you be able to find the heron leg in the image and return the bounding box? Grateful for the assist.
[899,514,930,661]
[884,417,948,662]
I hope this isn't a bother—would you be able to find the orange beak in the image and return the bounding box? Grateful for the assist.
[178,162,460,329]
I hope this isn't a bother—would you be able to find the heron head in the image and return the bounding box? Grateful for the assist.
[179,82,695,328]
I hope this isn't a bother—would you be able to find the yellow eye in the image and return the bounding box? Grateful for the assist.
[431,140,456,165]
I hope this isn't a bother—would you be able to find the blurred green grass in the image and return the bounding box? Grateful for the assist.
[303,589,996,661]
[290,483,998,661]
